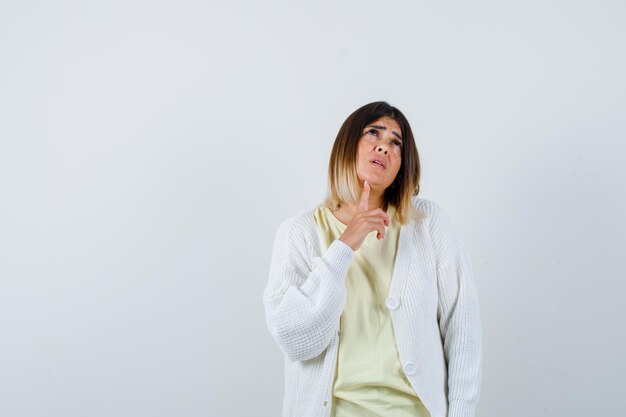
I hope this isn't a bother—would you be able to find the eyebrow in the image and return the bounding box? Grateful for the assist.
[366,125,403,142]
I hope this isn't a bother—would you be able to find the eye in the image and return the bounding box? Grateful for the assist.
[367,128,378,135]
[393,139,402,147]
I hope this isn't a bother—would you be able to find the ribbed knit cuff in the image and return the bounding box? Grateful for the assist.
[448,399,476,417]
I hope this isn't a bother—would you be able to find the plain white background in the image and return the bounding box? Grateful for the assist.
[1,1,624,416]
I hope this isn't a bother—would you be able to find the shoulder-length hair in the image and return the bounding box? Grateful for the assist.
[321,101,425,225]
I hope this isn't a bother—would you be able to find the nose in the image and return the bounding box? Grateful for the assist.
[375,144,389,155]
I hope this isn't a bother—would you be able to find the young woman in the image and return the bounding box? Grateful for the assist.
[263,101,483,417]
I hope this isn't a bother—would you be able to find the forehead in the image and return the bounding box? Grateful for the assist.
[368,116,402,133]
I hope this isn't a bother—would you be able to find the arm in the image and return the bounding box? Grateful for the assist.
[430,204,483,417]
[263,216,355,362]
[437,243,483,417]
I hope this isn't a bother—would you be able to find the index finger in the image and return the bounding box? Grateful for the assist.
[357,180,370,212]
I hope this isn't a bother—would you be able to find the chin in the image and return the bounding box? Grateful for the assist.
[360,178,386,188]
[358,170,389,187]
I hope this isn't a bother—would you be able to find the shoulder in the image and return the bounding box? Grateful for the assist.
[410,195,462,262]
[411,195,437,212]
[274,203,319,242]
[410,195,449,221]
[269,204,321,268]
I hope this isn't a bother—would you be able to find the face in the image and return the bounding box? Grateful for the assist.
[355,116,403,191]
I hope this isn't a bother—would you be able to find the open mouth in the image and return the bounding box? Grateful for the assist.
[370,160,385,169]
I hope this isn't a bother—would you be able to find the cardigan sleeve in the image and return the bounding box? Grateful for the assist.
[263,215,355,362]
[430,204,483,417]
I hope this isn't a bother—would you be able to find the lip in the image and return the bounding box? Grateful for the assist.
[370,158,386,169]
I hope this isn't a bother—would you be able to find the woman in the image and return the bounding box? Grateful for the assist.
[263,101,483,417]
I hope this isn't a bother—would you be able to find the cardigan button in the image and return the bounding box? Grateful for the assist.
[403,361,416,375]
[385,296,400,310]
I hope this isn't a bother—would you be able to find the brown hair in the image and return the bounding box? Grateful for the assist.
[321,101,425,225]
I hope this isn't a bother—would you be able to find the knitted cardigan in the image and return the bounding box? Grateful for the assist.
[263,196,483,417]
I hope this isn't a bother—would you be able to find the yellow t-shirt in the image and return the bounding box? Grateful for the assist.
[313,204,430,417]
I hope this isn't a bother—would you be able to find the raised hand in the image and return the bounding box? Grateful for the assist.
[338,180,390,251]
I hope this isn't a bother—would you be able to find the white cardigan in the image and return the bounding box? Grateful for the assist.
[263,196,483,417]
